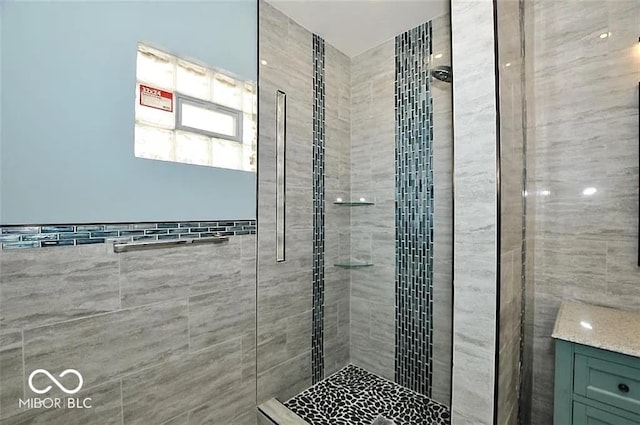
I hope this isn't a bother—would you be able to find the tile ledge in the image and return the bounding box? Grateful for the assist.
[257,398,310,425]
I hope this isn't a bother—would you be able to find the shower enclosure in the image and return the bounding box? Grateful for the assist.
[256,1,454,423]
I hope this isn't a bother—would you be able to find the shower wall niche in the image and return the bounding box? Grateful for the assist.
[257,0,454,412]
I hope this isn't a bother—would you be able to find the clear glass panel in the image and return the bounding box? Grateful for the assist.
[176,61,210,100]
[175,131,211,166]
[212,74,243,109]
[275,91,286,262]
[134,124,174,162]
[136,45,174,89]
[180,102,237,137]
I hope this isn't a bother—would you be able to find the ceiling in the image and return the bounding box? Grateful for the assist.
[266,0,449,57]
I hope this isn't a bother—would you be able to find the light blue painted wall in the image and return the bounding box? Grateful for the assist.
[0,0,257,225]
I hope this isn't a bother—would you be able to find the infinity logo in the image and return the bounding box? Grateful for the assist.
[28,369,83,395]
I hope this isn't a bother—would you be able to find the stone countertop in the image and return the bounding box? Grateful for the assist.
[552,301,640,358]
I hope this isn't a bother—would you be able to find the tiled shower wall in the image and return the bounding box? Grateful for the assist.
[394,21,435,397]
[257,1,314,403]
[430,13,454,407]
[0,234,256,424]
[529,1,640,423]
[450,0,499,423]
[311,33,326,384]
[496,0,526,424]
[323,39,352,379]
[259,1,451,405]
[349,14,452,404]
[257,0,351,402]
[350,37,397,383]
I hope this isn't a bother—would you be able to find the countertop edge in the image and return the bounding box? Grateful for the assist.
[551,301,640,359]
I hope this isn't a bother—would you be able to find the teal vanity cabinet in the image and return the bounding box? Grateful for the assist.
[553,302,640,425]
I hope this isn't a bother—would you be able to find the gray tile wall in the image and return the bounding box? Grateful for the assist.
[350,39,397,382]
[323,42,352,378]
[529,1,640,423]
[496,0,525,424]
[0,235,257,424]
[519,0,537,422]
[451,0,499,423]
[350,14,453,403]
[257,0,313,403]
[431,12,454,408]
[257,0,351,402]
[259,1,451,406]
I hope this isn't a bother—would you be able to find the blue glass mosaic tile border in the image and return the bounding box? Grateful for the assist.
[394,21,434,397]
[312,33,326,384]
[0,220,256,250]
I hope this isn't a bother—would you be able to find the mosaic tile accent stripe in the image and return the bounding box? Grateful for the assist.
[394,21,434,397]
[0,220,256,249]
[312,33,326,384]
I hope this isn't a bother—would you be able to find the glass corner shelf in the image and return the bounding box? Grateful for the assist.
[333,200,375,206]
[334,261,374,268]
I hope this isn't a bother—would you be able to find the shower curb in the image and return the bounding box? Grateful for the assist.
[257,398,310,425]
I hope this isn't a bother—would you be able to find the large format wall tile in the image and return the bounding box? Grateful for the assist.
[0,380,122,425]
[0,244,119,335]
[122,338,242,425]
[0,235,256,425]
[349,14,453,401]
[349,39,396,382]
[431,11,454,408]
[119,240,242,308]
[0,333,23,420]
[323,39,352,380]
[495,0,526,423]
[187,380,255,425]
[189,285,253,352]
[451,0,499,423]
[0,231,256,424]
[257,1,314,402]
[23,299,189,391]
[529,1,640,423]
[257,351,312,403]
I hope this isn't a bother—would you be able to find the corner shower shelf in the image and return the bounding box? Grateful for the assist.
[333,200,375,206]
[334,261,374,268]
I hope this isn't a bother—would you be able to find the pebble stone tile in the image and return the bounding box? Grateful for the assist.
[285,365,451,425]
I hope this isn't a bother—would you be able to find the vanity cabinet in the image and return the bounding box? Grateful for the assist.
[553,302,640,425]
[555,340,640,424]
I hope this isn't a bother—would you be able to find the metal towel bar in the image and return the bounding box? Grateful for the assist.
[113,235,228,253]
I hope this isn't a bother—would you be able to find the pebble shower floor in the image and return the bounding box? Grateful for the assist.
[284,365,451,425]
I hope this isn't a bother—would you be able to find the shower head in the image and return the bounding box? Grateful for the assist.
[431,65,452,83]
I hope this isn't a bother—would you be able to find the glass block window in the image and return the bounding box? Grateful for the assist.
[134,43,256,172]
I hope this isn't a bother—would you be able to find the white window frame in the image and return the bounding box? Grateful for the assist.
[175,93,243,142]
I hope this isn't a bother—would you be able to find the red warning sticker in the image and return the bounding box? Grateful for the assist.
[139,84,173,112]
